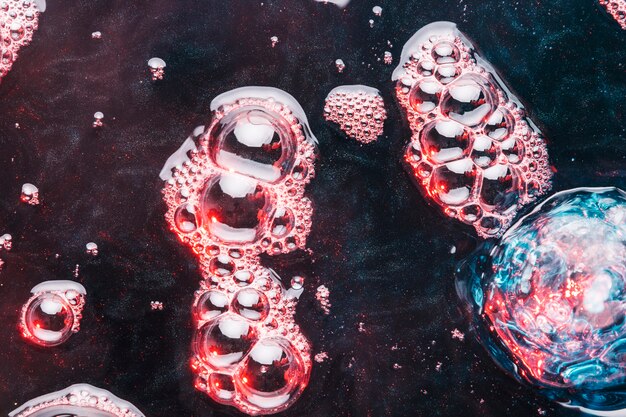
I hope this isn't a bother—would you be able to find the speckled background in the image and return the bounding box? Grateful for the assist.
[0,0,624,416]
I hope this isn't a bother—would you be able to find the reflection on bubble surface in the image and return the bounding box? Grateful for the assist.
[458,187,626,415]
[393,21,552,237]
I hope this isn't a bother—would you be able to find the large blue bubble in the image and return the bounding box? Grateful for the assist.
[458,187,626,414]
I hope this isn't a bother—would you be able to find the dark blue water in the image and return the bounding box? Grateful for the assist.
[0,1,624,416]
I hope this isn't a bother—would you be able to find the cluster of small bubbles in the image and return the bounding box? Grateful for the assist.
[150,301,164,311]
[147,57,166,81]
[85,242,98,256]
[162,87,317,415]
[458,188,626,415]
[599,0,626,29]
[270,35,278,48]
[91,30,102,39]
[324,85,387,144]
[372,5,382,16]
[392,22,552,238]
[314,351,328,363]
[450,328,464,341]
[0,0,41,81]
[93,111,104,128]
[383,51,393,65]
[335,58,345,73]
[21,183,39,205]
[316,285,331,315]
[10,383,146,417]
[19,281,86,348]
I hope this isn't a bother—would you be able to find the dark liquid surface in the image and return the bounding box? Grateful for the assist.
[0,1,624,416]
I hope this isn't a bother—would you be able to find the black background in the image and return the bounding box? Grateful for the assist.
[0,0,624,416]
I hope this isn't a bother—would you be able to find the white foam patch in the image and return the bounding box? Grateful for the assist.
[10,384,145,417]
[31,280,86,295]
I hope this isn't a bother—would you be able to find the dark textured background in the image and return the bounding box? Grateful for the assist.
[0,0,624,416]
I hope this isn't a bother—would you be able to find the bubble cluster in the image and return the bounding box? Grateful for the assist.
[458,188,626,414]
[0,0,41,81]
[162,87,317,415]
[10,384,145,417]
[392,22,552,238]
[324,85,387,144]
[599,0,626,29]
[19,280,86,347]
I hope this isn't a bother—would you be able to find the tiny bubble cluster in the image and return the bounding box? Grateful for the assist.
[599,0,626,29]
[162,87,317,415]
[324,85,387,144]
[316,285,331,315]
[0,0,41,81]
[392,22,552,238]
[459,187,626,414]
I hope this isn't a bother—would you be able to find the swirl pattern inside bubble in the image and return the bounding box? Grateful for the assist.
[459,187,626,413]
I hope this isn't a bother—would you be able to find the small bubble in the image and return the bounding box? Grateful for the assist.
[93,111,104,128]
[148,57,166,81]
[21,183,39,205]
[150,301,164,310]
[85,242,98,256]
[335,58,345,73]
[290,275,304,290]
[91,31,102,39]
[372,5,382,16]
[270,35,278,48]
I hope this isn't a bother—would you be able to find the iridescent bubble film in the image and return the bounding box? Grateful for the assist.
[458,187,626,414]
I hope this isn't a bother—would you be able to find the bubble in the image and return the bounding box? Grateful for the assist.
[91,31,102,39]
[20,281,86,347]
[234,270,255,286]
[208,373,236,402]
[208,255,235,277]
[85,242,98,256]
[393,21,552,237]
[420,120,470,163]
[290,276,304,290]
[10,384,146,417]
[21,182,39,205]
[90,112,103,129]
[431,41,460,64]
[372,5,382,15]
[458,188,626,415]
[335,58,346,73]
[270,35,278,48]
[200,174,271,244]
[196,290,229,321]
[431,159,476,206]
[323,85,387,144]
[174,203,199,233]
[196,314,257,369]
[236,338,305,411]
[233,288,269,321]
[205,107,296,182]
[271,207,294,237]
[409,80,441,113]
[148,57,166,80]
[440,75,496,127]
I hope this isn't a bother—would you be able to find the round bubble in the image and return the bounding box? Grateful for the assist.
[458,188,626,414]
[25,293,74,347]
[195,314,257,369]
